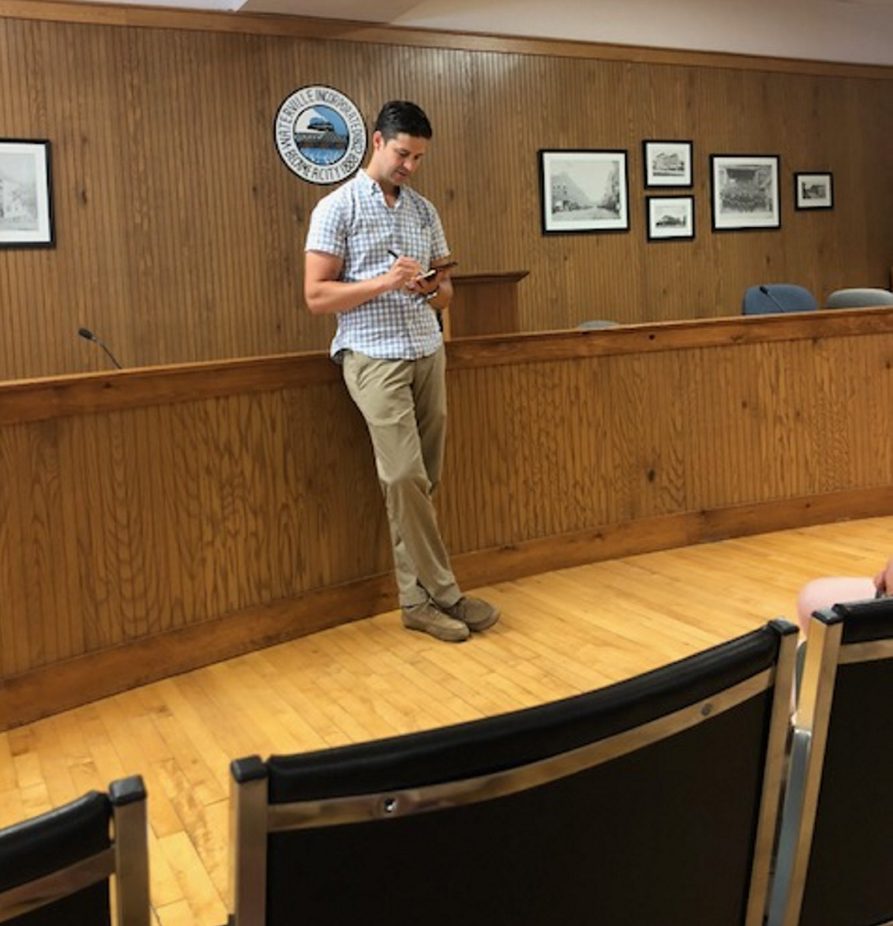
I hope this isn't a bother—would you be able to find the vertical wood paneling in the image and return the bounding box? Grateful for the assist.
[0,14,891,380]
[439,329,893,559]
[1,320,892,721]
[0,427,25,675]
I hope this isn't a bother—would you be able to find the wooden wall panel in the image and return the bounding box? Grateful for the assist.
[0,5,891,380]
[441,326,893,558]
[2,311,893,726]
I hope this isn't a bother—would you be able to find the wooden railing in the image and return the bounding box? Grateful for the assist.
[2,307,893,728]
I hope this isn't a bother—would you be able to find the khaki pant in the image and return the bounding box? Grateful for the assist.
[342,347,461,609]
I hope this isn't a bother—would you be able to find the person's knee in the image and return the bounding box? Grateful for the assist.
[379,460,429,496]
[369,417,430,494]
[795,576,875,635]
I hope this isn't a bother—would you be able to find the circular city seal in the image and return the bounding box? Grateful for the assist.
[274,86,367,185]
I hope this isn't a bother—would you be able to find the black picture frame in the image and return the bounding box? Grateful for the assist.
[0,139,55,249]
[710,154,781,232]
[794,171,833,210]
[646,195,695,242]
[538,149,629,235]
[642,139,693,189]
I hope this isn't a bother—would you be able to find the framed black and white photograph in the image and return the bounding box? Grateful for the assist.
[794,171,833,210]
[539,149,629,234]
[710,154,780,231]
[0,139,54,248]
[643,140,692,188]
[646,195,695,241]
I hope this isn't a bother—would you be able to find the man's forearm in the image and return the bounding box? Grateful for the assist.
[305,276,390,315]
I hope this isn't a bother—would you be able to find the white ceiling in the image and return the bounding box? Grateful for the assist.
[69,0,893,65]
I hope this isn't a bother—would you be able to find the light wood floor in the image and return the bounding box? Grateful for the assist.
[1,516,890,925]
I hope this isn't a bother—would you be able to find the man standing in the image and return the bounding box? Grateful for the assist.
[304,100,500,643]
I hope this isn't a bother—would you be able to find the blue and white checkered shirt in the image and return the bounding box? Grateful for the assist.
[305,170,450,361]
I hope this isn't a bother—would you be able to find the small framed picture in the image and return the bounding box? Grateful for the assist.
[710,154,780,232]
[0,139,55,249]
[539,149,629,234]
[794,172,833,210]
[646,195,695,241]
[643,140,692,188]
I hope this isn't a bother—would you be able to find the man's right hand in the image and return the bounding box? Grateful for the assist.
[384,256,424,291]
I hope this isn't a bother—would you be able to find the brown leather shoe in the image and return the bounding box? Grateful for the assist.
[442,596,500,632]
[402,602,470,642]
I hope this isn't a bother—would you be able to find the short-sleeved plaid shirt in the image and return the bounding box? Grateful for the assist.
[305,170,450,361]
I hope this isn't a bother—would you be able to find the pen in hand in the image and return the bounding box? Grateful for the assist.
[389,249,435,279]
[387,250,437,293]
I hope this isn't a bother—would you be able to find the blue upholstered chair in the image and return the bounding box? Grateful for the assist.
[824,287,893,309]
[229,621,797,926]
[0,776,149,925]
[742,284,818,315]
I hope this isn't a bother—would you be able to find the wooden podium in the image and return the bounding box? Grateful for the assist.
[443,270,529,339]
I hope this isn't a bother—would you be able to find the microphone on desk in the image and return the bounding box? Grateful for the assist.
[758,285,787,314]
[78,327,123,369]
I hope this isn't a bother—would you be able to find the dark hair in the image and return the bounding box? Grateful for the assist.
[373,101,433,141]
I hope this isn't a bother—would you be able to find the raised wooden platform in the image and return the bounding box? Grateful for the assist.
[2,308,893,729]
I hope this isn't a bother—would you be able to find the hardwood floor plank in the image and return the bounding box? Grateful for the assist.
[155,831,227,926]
[0,734,16,791]
[31,717,78,809]
[155,899,194,926]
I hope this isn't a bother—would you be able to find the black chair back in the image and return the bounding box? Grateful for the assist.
[0,776,149,926]
[230,621,797,926]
